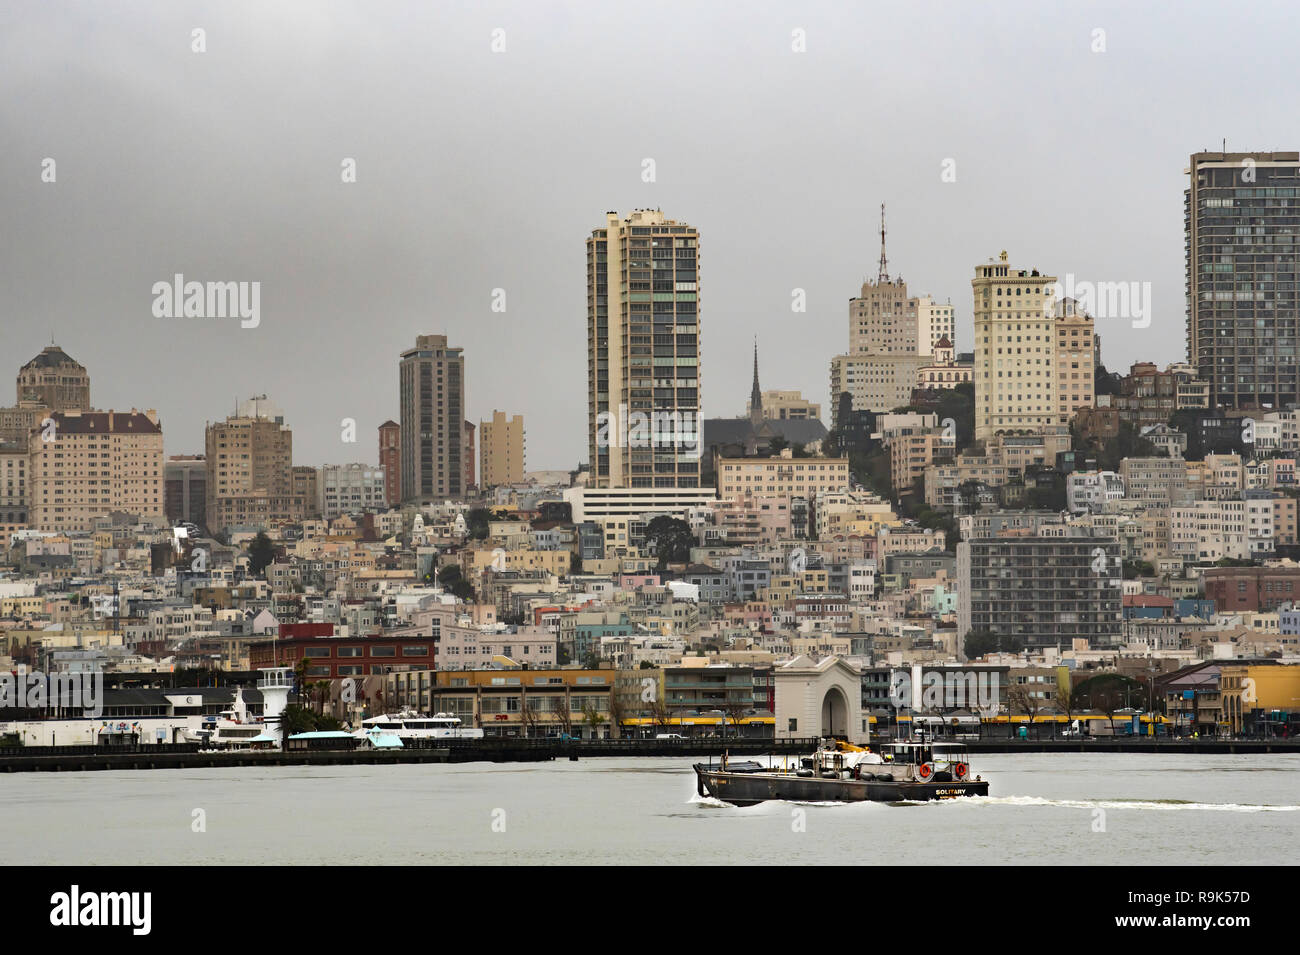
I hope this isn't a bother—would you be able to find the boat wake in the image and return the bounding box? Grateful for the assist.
[688,792,881,810]
[959,795,1300,813]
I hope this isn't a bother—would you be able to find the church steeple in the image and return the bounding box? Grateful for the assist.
[877,202,890,283]
[749,337,763,428]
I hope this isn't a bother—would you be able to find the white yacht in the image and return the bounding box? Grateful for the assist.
[356,710,484,742]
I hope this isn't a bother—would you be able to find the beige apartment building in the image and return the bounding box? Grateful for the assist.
[924,429,1071,509]
[916,296,956,357]
[890,428,950,496]
[1119,456,1194,508]
[587,210,701,489]
[1274,495,1298,546]
[205,399,309,532]
[746,390,821,422]
[0,441,28,534]
[292,466,320,518]
[28,410,165,532]
[1054,298,1096,424]
[973,252,1059,438]
[716,452,849,500]
[832,235,957,415]
[479,410,525,488]
[830,353,929,414]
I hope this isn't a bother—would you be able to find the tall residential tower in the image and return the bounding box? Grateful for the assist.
[399,335,465,502]
[586,210,700,488]
[1186,150,1300,409]
[972,252,1058,439]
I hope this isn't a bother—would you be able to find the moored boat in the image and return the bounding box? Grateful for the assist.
[354,710,485,743]
[694,738,989,805]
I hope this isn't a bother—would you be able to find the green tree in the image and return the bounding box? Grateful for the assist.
[645,516,694,568]
[581,701,605,740]
[1073,673,1146,735]
[278,704,317,737]
[1094,364,1122,397]
[963,629,1023,659]
[436,562,476,600]
[247,532,276,576]
[1097,422,1157,472]
[466,508,491,540]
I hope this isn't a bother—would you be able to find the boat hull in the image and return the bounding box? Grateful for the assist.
[694,764,989,805]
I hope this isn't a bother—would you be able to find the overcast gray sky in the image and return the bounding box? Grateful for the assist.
[3,1,1297,470]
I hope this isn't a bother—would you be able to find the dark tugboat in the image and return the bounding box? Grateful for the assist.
[694,738,989,805]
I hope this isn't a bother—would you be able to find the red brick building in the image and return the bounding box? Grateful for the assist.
[1203,567,1300,612]
[250,623,434,679]
[378,420,400,507]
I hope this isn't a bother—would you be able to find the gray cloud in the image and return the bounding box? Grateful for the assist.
[2,0,1296,469]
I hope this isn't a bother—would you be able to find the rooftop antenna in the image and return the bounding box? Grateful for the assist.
[877,203,890,284]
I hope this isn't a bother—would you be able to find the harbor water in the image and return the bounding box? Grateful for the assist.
[5,753,1298,865]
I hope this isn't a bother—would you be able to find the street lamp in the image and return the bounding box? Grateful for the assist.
[710,708,727,741]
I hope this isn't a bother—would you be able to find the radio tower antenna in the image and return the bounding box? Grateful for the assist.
[877,203,890,283]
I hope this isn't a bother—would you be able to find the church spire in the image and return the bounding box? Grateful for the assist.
[877,202,890,283]
[749,337,764,428]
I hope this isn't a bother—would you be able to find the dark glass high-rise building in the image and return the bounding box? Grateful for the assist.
[399,335,464,502]
[1186,150,1300,409]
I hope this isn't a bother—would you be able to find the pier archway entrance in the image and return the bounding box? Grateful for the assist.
[821,685,849,738]
[774,655,867,744]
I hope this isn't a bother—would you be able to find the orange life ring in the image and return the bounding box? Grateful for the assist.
[917,762,934,780]
[954,762,968,780]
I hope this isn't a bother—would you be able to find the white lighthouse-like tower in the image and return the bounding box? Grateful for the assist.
[257,667,295,745]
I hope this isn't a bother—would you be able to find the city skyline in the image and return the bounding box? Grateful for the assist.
[5,3,1299,469]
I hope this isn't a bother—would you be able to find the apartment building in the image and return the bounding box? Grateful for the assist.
[422,668,617,739]
[716,452,849,500]
[1054,297,1095,424]
[378,419,400,507]
[29,410,165,532]
[747,390,821,421]
[1203,566,1300,612]
[890,427,951,496]
[1169,500,1249,561]
[1186,150,1300,409]
[163,455,206,527]
[204,399,309,532]
[1119,457,1194,507]
[924,430,1071,509]
[317,463,387,519]
[399,334,466,502]
[0,441,29,533]
[973,251,1058,438]
[587,209,700,489]
[830,352,930,414]
[957,525,1122,652]
[479,410,525,488]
